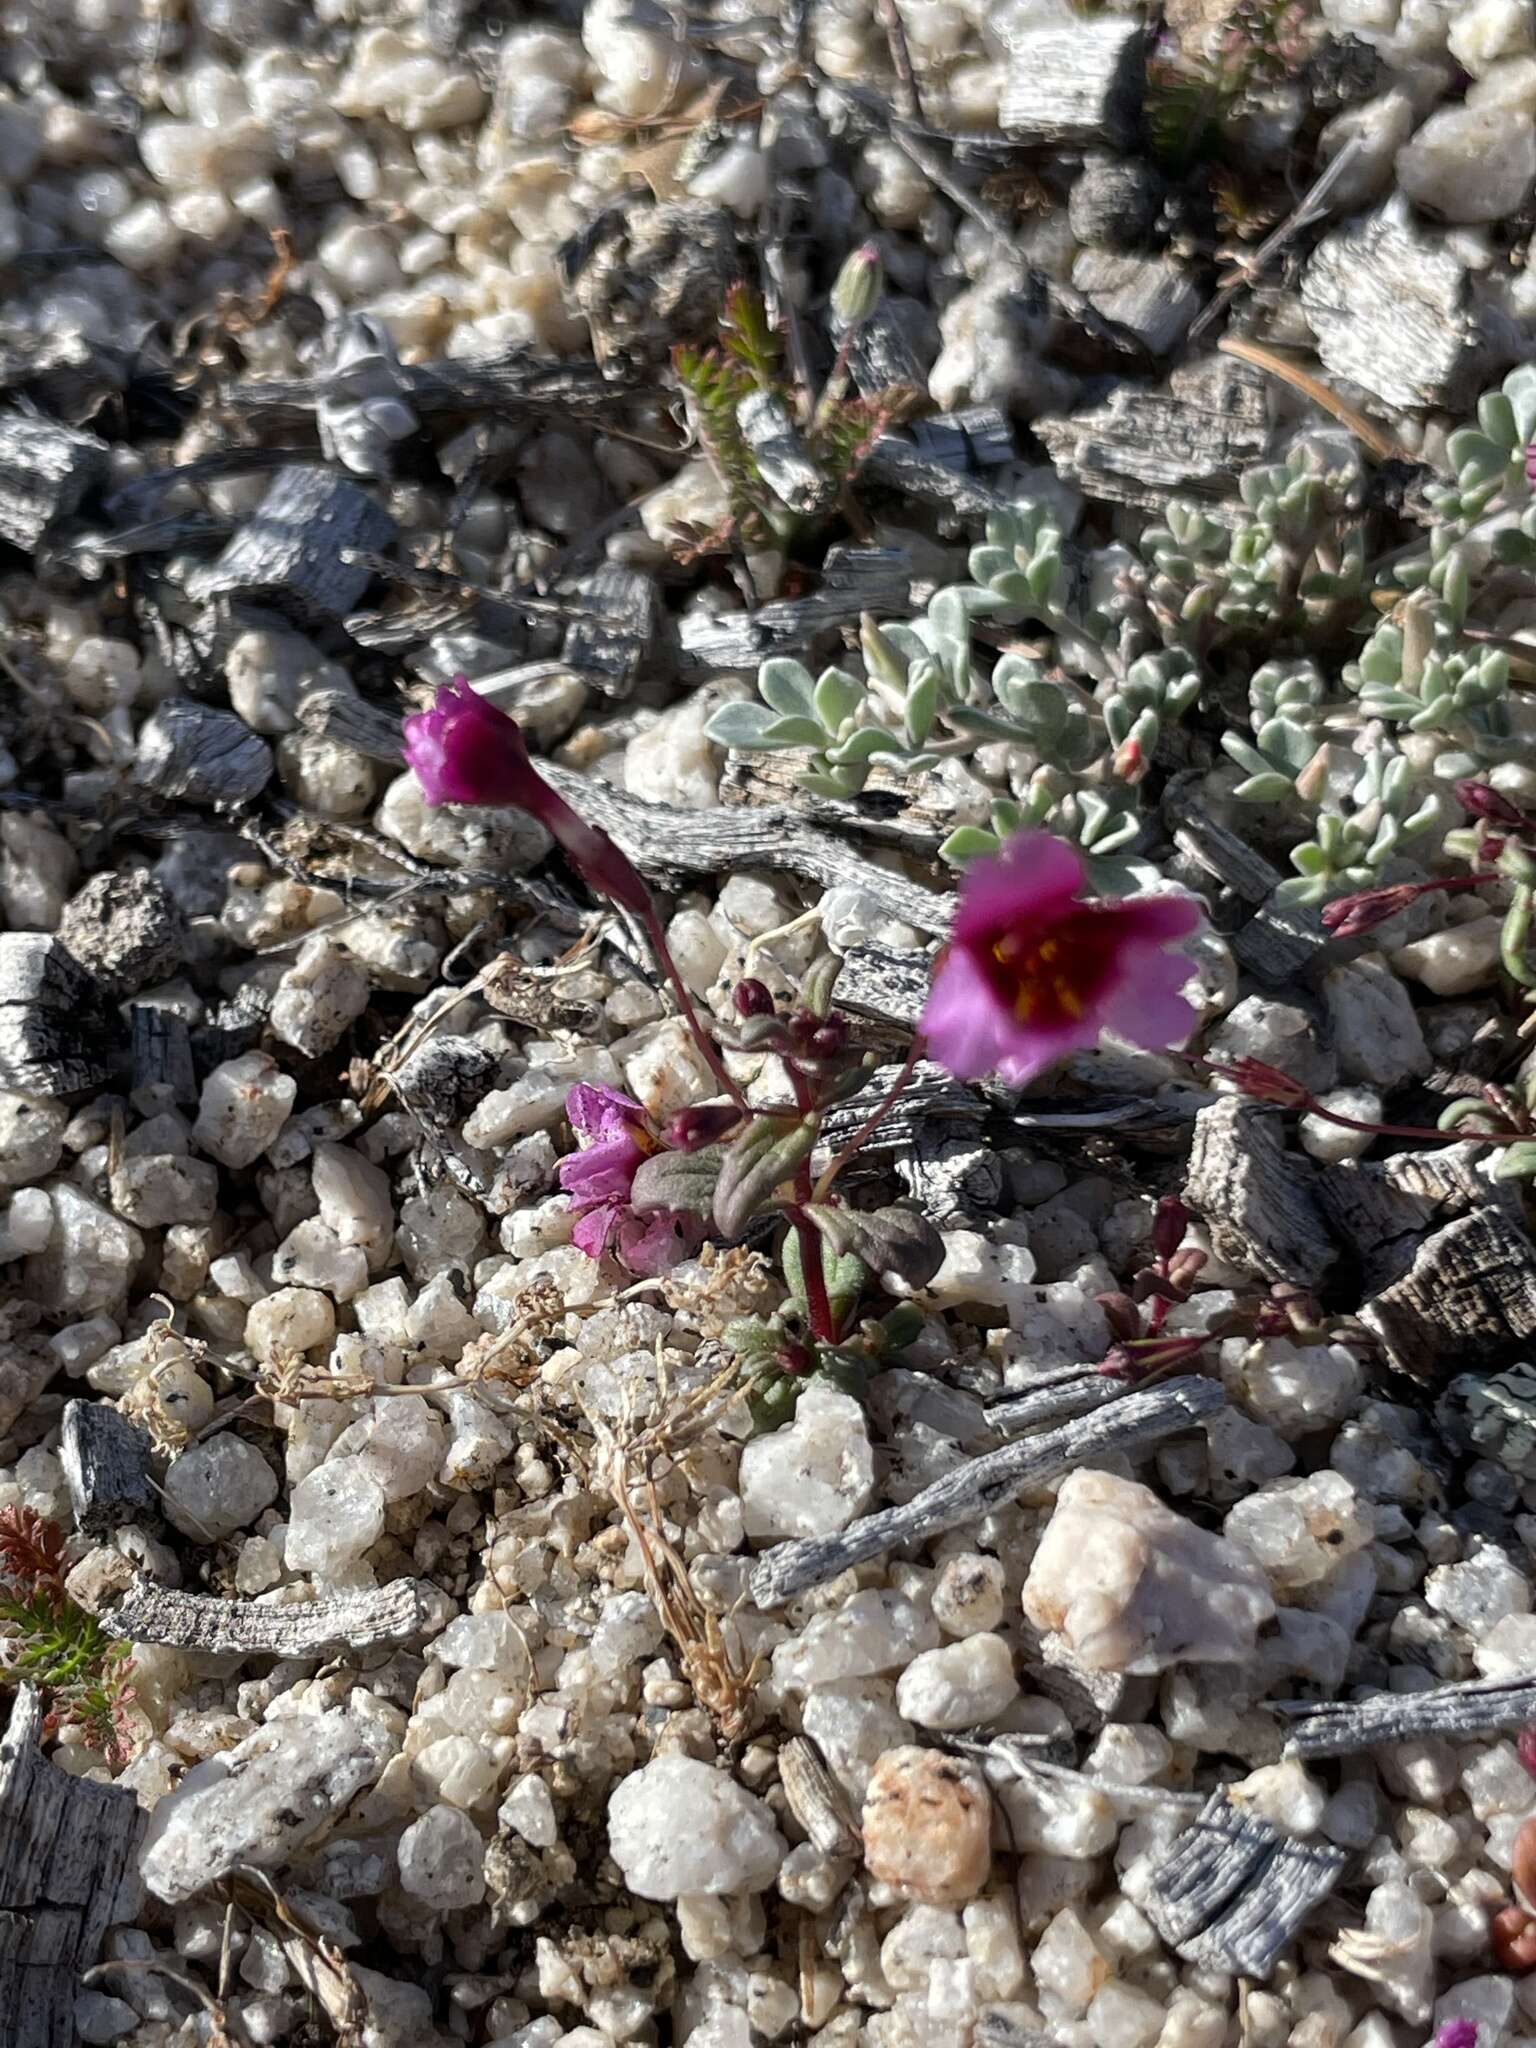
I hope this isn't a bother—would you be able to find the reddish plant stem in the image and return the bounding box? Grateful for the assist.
[812,1036,926,1202]
[637,902,751,1114]
[786,1204,837,1343]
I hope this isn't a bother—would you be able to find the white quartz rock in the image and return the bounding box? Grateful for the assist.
[285,1458,387,1578]
[772,1590,940,1690]
[1022,1468,1275,1674]
[194,1052,297,1168]
[738,1383,875,1542]
[606,1755,785,1899]
[162,1434,278,1541]
[895,1634,1019,1730]
[1398,104,1536,221]
[140,1709,397,1902]
[397,1803,486,1909]
[1224,1471,1375,1594]
[269,935,369,1057]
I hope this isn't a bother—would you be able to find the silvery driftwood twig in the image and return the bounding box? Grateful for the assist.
[0,405,111,550]
[1275,1674,1536,1759]
[97,1576,439,1659]
[1360,1204,1536,1390]
[0,1686,143,2048]
[1141,1790,1348,1980]
[748,1375,1224,1608]
[0,933,124,1096]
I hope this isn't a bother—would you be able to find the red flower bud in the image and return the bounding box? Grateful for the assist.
[1152,1195,1187,1265]
[403,678,651,918]
[733,978,775,1018]
[1456,779,1530,829]
[667,1102,743,1152]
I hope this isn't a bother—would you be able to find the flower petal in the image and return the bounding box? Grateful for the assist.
[566,1082,645,1144]
[1097,942,1199,1053]
[1098,890,1203,945]
[558,1133,645,1204]
[919,945,1017,1081]
[951,830,1085,946]
[571,1199,624,1260]
[618,1207,703,1277]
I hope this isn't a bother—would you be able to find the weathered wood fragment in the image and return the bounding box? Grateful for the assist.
[749,1376,1224,1608]
[847,302,930,399]
[60,1403,156,1540]
[1037,356,1269,512]
[861,436,1009,519]
[1068,250,1203,358]
[1142,1790,1347,1978]
[1184,1099,1335,1289]
[188,464,396,623]
[560,562,656,699]
[0,933,123,1095]
[1359,1204,1536,1388]
[539,766,953,936]
[718,753,949,856]
[985,1371,1120,1435]
[1231,888,1332,986]
[0,1687,143,2048]
[1301,202,1484,414]
[128,1004,197,1108]
[676,547,913,672]
[229,346,630,426]
[737,391,830,516]
[134,698,273,806]
[0,407,110,550]
[97,1576,437,1658]
[1277,1673,1536,1759]
[1168,798,1283,906]
[836,942,934,1029]
[913,407,1014,471]
[778,1737,860,1857]
[1000,18,1146,147]
[1317,1141,1519,1293]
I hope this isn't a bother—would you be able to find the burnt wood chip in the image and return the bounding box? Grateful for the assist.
[0,1687,144,2048]
[60,1402,156,1540]
[0,933,125,1096]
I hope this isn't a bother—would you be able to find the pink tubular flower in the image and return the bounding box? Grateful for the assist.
[920,831,1201,1086]
[1435,2025,1478,2048]
[403,676,651,917]
[557,1083,703,1277]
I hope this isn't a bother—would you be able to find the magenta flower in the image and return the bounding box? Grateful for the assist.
[557,1083,702,1277]
[1436,2025,1478,2048]
[921,831,1201,1086]
[403,677,651,917]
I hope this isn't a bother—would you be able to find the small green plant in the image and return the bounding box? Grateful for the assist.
[0,1504,136,1763]
[672,265,917,552]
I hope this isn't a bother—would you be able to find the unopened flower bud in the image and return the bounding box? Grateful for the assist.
[734,978,775,1018]
[667,1102,742,1152]
[808,1018,848,1060]
[830,241,884,329]
[1152,1195,1187,1265]
[1457,778,1529,828]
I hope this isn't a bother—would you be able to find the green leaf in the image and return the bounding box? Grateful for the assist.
[968,545,1016,585]
[1493,1141,1536,1181]
[1233,771,1295,804]
[906,664,941,749]
[758,658,817,719]
[807,1203,946,1290]
[1478,390,1519,452]
[939,825,1001,865]
[761,715,827,747]
[826,726,904,764]
[801,952,843,1020]
[782,1227,866,1327]
[629,1145,725,1217]
[814,666,863,733]
[712,1116,818,1238]
[704,701,790,749]
[1506,362,1536,445]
